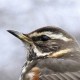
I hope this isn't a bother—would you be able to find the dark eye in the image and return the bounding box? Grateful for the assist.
[40,35,50,41]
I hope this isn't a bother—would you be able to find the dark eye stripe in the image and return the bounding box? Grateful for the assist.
[32,35,51,41]
[32,37,39,41]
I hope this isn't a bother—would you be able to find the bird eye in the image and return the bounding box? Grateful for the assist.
[40,35,50,41]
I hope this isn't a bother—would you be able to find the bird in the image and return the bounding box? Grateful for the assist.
[7,26,80,80]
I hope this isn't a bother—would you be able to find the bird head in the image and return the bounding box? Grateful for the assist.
[7,26,80,61]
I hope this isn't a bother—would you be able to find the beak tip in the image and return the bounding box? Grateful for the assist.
[7,30,13,33]
[7,30,18,37]
[7,30,32,43]
[7,30,10,33]
[7,30,24,39]
[7,30,9,32]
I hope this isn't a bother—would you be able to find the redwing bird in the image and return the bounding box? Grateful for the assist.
[7,26,80,80]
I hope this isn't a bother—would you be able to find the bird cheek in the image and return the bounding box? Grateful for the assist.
[52,45,60,52]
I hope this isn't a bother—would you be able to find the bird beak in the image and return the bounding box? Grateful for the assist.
[7,30,33,44]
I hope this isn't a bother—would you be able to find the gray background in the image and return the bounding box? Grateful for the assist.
[0,0,80,80]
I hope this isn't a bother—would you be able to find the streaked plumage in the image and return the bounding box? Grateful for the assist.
[7,26,80,80]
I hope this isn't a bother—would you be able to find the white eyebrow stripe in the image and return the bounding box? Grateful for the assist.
[29,32,72,42]
[29,32,50,37]
[48,33,72,42]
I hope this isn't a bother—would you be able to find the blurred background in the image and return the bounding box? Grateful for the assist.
[0,0,80,80]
